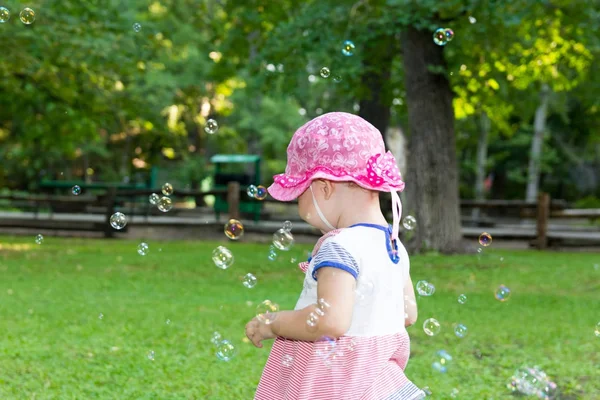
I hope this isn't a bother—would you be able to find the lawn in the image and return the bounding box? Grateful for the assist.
[0,235,598,399]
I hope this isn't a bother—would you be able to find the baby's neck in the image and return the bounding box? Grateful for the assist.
[336,208,388,229]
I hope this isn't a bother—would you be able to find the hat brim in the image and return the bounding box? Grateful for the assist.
[267,171,404,202]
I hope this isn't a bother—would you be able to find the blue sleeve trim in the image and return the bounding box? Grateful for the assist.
[312,261,359,280]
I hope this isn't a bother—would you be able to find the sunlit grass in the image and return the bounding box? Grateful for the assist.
[0,235,598,399]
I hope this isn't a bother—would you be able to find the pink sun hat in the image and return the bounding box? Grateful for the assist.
[267,112,406,240]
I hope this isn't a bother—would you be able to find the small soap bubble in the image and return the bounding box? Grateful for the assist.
[161,183,173,196]
[469,16,477,24]
[444,28,454,42]
[416,280,435,296]
[290,257,297,263]
[147,350,155,361]
[267,246,278,261]
[355,278,375,305]
[246,185,258,198]
[210,331,222,345]
[212,246,234,269]
[166,319,171,325]
[242,273,257,288]
[458,294,467,304]
[432,350,452,372]
[479,232,492,246]
[433,28,447,46]
[508,366,557,398]
[216,340,236,361]
[137,242,149,256]
[98,313,104,320]
[283,220,292,231]
[454,323,468,338]
[149,193,160,205]
[133,23,142,32]
[495,285,511,302]
[341,40,356,56]
[317,298,331,310]
[273,228,294,251]
[423,318,441,336]
[255,185,268,200]
[450,388,459,398]
[157,197,173,212]
[205,119,219,134]
[306,312,320,328]
[72,185,81,196]
[402,215,417,230]
[19,7,35,25]
[35,234,44,245]
[110,212,127,230]
[282,354,294,367]
[315,307,326,317]
[256,300,279,324]
[0,7,10,23]
[332,74,342,83]
[595,322,600,337]
[320,67,331,78]
[224,219,244,240]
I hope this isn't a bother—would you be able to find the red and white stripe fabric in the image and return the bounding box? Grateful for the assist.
[255,330,422,400]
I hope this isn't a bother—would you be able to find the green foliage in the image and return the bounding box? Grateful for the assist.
[0,236,598,397]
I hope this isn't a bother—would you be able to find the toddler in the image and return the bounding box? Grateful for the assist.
[245,112,422,400]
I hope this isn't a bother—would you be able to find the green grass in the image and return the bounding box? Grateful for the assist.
[0,235,598,399]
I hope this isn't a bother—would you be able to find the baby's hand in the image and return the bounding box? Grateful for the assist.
[245,317,276,348]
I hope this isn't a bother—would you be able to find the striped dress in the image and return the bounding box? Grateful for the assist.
[255,224,424,400]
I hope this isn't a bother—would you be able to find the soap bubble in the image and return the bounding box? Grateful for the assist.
[246,185,258,198]
[205,119,219,134]
[595,322,600,337]
[317,298,331,311]
[216,340,236,361]
[273,228,294,251]
[444,28,454,42]
[255,185,268,200]
[110,212,128,230]
[242,273,257,288]
[423,318,441,336]
[454,323,468,338]
[402,215,417,230]
[282,354,294,367]
[479,232,492,246]
[72,185,81,195]
[433,28,447,46]
[210,331,222,345]
[267,246,278,261]
[162,183,173,196]
[149,193,160,205]
[416,280,435,296]
[508,366,557,399]
[166,319,171,325]
[469,16,477,24]
[432,350,452,373]
[19,7,35,25]
[212,246,234,269]
[450,388,460,398]
[458,294,467,304]
[283,220,292,231]
[147,350,155,361]
[256,300,279,324]
[98,313,104,320]
[355,278,375,305]
[333,75,342,83]
[495,285,511,302]
[224,219,244,240]
[133,23,141,32]
[35,234,44,245]
[157,197,173,212]
[341,40,356,56]
[320,67,330,78]
[0,7,10,23]
[137,242,149,256]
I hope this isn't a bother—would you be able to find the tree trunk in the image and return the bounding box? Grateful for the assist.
[358,30,396,146]
[525,83,550,202]
[472,112,490,222]
[402,26,462,253]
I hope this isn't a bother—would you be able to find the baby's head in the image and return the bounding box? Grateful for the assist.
[267,112,405,238]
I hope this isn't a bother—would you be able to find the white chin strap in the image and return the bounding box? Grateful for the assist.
[309,184,336,231]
